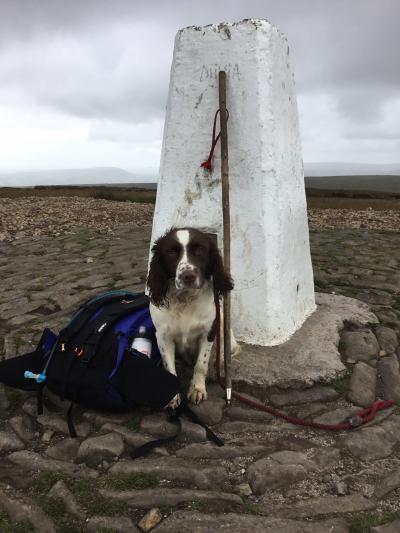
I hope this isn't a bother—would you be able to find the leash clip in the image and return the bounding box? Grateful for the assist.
[348,415,363,427]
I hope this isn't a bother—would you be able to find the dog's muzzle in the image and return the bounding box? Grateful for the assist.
[176,265,201,289]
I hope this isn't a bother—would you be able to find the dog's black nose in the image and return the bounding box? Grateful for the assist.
[180,269,197,285]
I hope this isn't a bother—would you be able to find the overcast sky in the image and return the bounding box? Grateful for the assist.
[0,0,399,178]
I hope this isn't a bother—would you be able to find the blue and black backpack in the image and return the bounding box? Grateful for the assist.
[0,290,179,436]
[0,290,223,452]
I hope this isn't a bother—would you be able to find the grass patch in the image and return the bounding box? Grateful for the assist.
[29,284,46,293]
[55,519,86,533]
[32,471,68,495]
[124,413,142,432]
[0,510,35,533]
[4,387,24,409]
[37,495,67,521]
[71,478,128,516]
[98,472,159,491]
[242,498,263,516]
[350,510,400,532]
[187,499,208,512]
[330,375,350,395]
[93,190,156,204]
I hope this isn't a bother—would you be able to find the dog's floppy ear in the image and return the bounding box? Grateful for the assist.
[146,238,170,308]
[207,239,234,297]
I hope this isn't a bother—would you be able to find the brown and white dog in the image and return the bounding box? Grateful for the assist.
[147,227,238,405]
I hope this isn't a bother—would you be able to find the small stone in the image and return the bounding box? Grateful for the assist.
[23,397,50,417]
[0,430,25,452]
[8,450,98,478]
[48,480,86,519]
[334,481,348,496]
[187,397,225,425]
[178,418,207,442]
[42,429,54,443]
[101,423,156,448]
[86,257,94,263]
[341,329,379,363]
[375,326,398,354]
[378,354,400,402]
[138,508,163,532]
[374,467,400,499]
[236,482,253,496]
[339,415,400,460]
[269,386,339,407]
[247,448,339,495]
[78,433,125,467]
[46,438,80,461]
[0,486,57,532]
[347,362,376,407]
[9,414,35,443]
[140,413,178,438]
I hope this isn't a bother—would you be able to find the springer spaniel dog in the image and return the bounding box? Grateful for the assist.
[147,227,238,406]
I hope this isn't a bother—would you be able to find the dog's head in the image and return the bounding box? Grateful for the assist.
[147,227,233,307]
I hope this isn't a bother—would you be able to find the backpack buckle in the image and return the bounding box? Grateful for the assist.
[74,346,84,358]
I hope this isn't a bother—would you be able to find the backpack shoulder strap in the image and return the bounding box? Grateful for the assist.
[72,293,150,363]
[59,291,144,346]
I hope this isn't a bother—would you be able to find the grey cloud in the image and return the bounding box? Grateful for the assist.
[0,0,399,161]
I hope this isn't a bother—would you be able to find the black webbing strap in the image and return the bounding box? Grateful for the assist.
[65,361,91,438]
[182,403,224,446]
[67,401,77,438]
[129,400,224,459]
[130,408,182,459]
[36,384,44,415]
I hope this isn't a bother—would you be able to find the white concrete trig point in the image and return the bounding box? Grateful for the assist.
[151,19,316,346]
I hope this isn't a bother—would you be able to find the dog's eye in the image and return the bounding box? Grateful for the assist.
[194,245,205,256]
[167,248,178,257]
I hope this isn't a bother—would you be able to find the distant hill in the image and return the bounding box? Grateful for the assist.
[304,162,400,177]
[0,167,156,187]
[305,175,400,194]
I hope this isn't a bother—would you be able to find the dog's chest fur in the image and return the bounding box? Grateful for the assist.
[150,283,215,353]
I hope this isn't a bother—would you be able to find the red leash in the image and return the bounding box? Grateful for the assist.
[214,297,394,431]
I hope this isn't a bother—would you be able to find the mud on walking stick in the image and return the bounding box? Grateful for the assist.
[218,71,232,405]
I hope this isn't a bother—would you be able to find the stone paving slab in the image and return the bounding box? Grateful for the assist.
[229,292,378,389]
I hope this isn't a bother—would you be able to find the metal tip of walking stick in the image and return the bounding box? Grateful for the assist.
[226,387,232,405]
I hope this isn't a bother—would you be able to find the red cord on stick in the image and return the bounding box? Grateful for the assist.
[201,109,229,172]
[214,297,395,431]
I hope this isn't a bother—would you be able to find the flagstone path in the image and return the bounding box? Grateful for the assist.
[0,225,399,532]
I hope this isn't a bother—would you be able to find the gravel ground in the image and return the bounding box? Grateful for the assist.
[0,196,154,241]
[0,196,399,241]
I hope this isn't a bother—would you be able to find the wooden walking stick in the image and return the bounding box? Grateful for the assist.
[218,71,232,405]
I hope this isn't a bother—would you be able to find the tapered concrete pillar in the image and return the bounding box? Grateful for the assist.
[150,19,316,346]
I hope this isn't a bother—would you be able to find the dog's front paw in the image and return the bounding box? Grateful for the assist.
[188,385,208,405]
[166,393,181,410]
